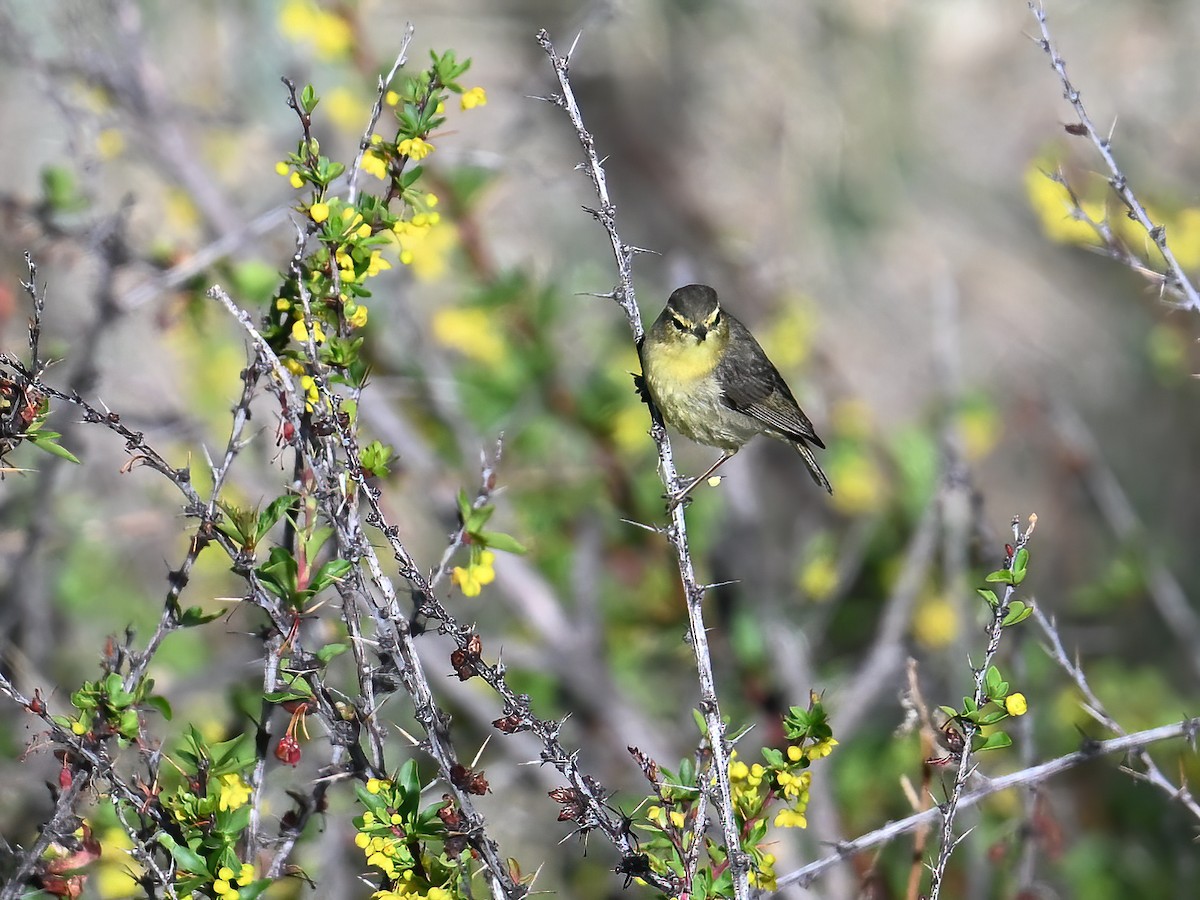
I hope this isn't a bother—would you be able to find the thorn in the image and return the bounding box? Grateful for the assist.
[620,518,664,534]
[626,244,662,256]
[575,290,617,300]
[567,29,584,62]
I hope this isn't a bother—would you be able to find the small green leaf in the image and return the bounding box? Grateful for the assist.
[974,731,1013,752]
[692,708,708,736]
[310,558,354,593]
[962,696,977,713]
[178,606,223,627]
[1012,547,1029,581]
[1002,601,1032,627]
[317,643,348,664]
[938,705,960,719]
[976,709,1008,726]
[985,569,1015,585]
[985,666,1002,695]
[478,530,527,555]
[144,696,173,721]
[300,84,319,114]
[27,434,81,464]
[156,832,207,873]
[975,588,999,608]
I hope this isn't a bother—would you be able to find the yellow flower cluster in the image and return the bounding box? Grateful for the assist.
[398,137,434,161]
[372,884,453,900]
[460,87,487,110]
[430,306,507,365]
[451,550,496,597]
[355,828,402,880]
[728,752,767,816]
[392,200,455,281]
[644,805,687,831]
[278,0,352,61]
[212,863,256,900]
[216,773,251,812]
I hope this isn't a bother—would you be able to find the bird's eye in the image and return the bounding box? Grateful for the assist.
[670,316,688,332]
[711,310,722,327]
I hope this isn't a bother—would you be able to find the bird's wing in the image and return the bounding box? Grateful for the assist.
[718,319,826,448]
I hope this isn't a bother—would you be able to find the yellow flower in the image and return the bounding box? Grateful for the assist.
[668,810,685,829]
[275,161,290,176]
[348,304,369,328]
[799,555,838,601]
[425,193,439,208]
[361,149,388,180]
[460,86,488,110]
[96,128,125,160]
[278,0,352,60]
[355,832,370,849]
[828,450,887,516]
[809,737,838,759]
[299,375,319,411]
[385,90,400,107]
[216,773,251,811]
[366,251,392,277]
[1005,693,1028,717]
[786,744,803,763]
[913,594,959,649]
[356,223,373,239]
[397,137,434,160]
[325,86,362,134]
[289,171,304,189]
[309,202,330,224]
[291,319,326,344]
[283,357,305,376]
[774,807,808,828]
[431,306,506,365]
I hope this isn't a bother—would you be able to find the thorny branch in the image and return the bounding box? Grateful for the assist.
[536,28,751,899]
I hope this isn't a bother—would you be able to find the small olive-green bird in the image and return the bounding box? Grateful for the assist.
[639,283,832,499]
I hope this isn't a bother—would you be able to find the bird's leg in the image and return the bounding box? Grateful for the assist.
[666,449,737,511]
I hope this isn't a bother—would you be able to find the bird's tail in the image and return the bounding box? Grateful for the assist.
[794,441,833,495]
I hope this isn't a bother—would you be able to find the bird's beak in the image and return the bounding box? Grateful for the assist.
[691,324,708,341]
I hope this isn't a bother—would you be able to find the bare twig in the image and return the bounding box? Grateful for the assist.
[777,716,1200,891]
[1028,0,1200,310]
[1032,604,1200,823]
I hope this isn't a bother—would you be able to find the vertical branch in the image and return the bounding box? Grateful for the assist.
[535,30,749,899]
[928,516,1036,900]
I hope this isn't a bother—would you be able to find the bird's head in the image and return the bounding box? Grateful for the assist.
[661,284,727,346]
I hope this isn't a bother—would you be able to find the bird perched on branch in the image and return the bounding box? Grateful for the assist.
[637,283,832,505]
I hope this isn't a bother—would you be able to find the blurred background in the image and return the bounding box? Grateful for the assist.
[2,0,1200,897]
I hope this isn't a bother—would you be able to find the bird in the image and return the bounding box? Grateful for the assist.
[637,283,832,504]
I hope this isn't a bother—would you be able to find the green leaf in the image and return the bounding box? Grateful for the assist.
[256,496,295,543]
[1012,547,1029,582]
[692,708,708,736]
[985,569,1015,584]
[478,530,527,555]
[976,709,1009,726]
[962,696,977,713]
[156,832,207,874]
[1003,601,1032,627]
[974,731,1013,752]
[178,606,223,627]
[985,666,1002,695]
[310,558,354,593]
[300,84,319,114]
[27,434,81,464]
[938,705,960,719]
[975,588,999,608]
[145,695,173,721]
[316,643,348,663]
